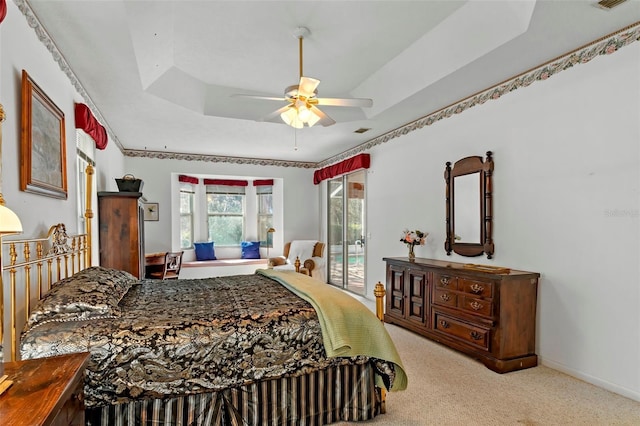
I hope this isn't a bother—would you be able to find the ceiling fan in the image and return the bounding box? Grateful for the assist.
[232,27,373,128]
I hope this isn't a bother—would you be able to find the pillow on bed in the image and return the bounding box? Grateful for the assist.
[241,241,261,259]
[25,266,138,329]
[194,242,216,261]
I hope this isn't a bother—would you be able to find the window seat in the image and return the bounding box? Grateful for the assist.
[179,258,269,279]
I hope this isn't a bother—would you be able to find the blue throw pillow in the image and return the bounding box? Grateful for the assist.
[194,242,216,261]
[241,241,261,259]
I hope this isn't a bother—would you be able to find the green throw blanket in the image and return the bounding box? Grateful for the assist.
[258,269,408,391]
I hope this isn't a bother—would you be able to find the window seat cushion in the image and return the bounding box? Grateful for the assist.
[182,258,267,268]
[180,258,269,279]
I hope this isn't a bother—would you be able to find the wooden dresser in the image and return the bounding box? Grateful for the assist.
[383,257,540,373]
[0,352,90,425]
[98,191,145,278]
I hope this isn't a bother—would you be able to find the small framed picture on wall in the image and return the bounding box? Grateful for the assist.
[143,202,159,221]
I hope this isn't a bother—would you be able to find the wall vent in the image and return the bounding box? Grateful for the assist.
[596,0,627,10]
[354,128,371,134]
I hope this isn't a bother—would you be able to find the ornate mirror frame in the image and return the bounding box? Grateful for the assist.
[445,151,494,259]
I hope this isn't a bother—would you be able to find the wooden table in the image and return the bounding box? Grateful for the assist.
[0,352,90,425]
[145,251,166,278]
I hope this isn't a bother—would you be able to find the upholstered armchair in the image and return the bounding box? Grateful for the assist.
[269,240,326,281]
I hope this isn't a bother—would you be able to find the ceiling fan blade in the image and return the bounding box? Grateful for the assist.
[298,76,320,98]
[310,105,336,127]
[315,97,373,108]
[259,105,292,122]
[231,94,286,102]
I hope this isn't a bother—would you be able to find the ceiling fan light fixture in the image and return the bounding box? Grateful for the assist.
[281,104,320,128]
[236,25,368,128]
[297,105,312,122]
[280,107,303,129]
[305,110,321,127]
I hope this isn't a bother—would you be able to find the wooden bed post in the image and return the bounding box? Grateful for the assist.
[374,281,385,321]
[373,281,387,413]
[84,164,94,267]
[373,281,387,414]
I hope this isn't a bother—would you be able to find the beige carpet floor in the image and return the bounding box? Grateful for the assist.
[335,298,640,426]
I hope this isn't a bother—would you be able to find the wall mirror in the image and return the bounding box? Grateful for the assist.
[444,151,494,259]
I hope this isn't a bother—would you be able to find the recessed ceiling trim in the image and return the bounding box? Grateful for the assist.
[318,21,640,168]
[17,1,640,170]
[353,0,536,118]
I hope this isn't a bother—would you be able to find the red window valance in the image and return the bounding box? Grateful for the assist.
[178,175,199,184]
[204,179,248,186]
[253,179,274,186]
[74,103,108,150]
[0,0,7,24]
[313,153,370,185]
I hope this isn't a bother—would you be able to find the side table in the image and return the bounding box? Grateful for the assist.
[0,352,90,425]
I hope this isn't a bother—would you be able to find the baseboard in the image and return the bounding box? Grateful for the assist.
[540,356,640,402]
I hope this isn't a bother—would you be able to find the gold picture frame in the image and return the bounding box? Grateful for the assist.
[20,69,67,199]
[143,202,159,221]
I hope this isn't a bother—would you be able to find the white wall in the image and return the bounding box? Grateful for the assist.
[1,1,127,359]
[1,1,126,236]
[358,43,639,400]
[124,156,321,257]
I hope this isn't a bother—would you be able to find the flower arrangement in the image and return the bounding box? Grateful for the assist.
[401,229,428,260]
[400,229,428,246]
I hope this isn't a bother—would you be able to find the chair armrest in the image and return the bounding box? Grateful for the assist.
[269,256,287,267]
[303,256,325,271]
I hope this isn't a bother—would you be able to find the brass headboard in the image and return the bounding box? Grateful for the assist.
[0,165,94,361]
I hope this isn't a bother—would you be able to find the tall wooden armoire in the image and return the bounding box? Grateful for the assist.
[98,192,145,278]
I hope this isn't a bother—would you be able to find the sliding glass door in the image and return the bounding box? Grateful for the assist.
[328,170,366,295]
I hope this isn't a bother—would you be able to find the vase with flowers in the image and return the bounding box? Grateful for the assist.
[400,229,428,261]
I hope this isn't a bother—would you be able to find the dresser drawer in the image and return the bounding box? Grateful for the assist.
[459,278,493,298]
[459,295,493,317]
[433,311,490,350]
[433,288,457,308]
[434,273,458,290]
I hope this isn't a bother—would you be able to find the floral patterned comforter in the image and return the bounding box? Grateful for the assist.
[21,274,386,407]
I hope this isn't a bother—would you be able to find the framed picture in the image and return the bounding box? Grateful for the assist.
[143,202,159,221]
[20,70,67,199]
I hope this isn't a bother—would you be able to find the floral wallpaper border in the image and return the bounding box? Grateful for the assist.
[15,0,639,169]
[123,149,317,169]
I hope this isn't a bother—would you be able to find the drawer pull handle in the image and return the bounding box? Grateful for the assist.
[440,277,450,286]
[470,331,482,340]
[469,283,484,294]
[470,301,483,311]
[439,320,450,329]
[440,293,451,302]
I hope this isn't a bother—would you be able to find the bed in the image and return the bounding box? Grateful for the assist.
[4,227,406,425]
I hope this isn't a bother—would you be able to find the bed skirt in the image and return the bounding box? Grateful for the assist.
[86,362,382,426]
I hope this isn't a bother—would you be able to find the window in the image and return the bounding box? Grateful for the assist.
[256,184,273,247]
[174,176,280,255]
[75,130,95,233]
[206,184,246,245]
[180,183,195,249]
